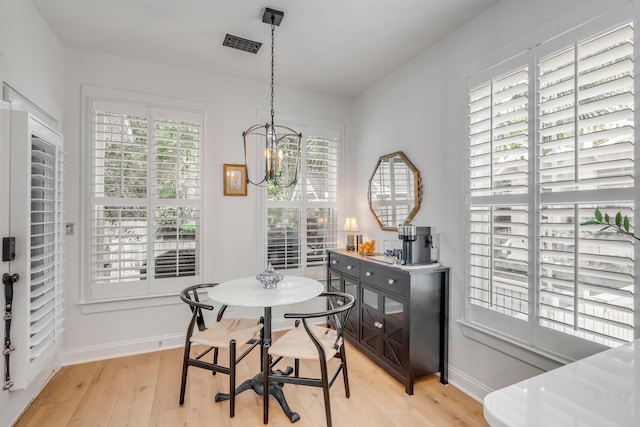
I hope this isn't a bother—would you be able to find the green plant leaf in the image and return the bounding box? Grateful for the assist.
[616,212,622,227]
[604,213,610,223]
[580,220,601,226]
[624,216,630,232]
[595,208,602,222]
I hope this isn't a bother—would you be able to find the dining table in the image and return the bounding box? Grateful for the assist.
[207,274,324,424]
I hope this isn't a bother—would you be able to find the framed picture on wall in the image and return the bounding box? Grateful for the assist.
[223,164,247,196]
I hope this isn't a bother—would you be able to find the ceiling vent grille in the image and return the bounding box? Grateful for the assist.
[223,34,262,54]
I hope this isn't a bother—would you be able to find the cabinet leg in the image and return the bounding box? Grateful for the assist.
[404,378,414,396]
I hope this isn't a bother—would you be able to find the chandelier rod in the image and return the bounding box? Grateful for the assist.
[270,15,275,133]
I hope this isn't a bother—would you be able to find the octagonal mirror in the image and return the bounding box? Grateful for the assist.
[368,151,422,231]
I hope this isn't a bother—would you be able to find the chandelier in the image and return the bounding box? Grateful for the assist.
[243,8,302,188]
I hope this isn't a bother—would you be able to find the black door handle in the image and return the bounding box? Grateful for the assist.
[2,273,19,285]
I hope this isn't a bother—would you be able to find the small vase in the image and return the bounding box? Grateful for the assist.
[256,263,284,289]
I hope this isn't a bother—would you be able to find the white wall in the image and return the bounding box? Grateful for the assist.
[61,49,351,363]
[0,0,63,125]
[349,0,632,399]
[0,1,64,425]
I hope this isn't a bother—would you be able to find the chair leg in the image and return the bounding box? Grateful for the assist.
[294,359,300,377]
[320,360,332,427]
[212,347,219,375]
[179,342,191,405]
[340,345,350,398]
[229,340,236,418]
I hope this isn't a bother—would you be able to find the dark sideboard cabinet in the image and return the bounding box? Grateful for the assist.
[326,249,449,395]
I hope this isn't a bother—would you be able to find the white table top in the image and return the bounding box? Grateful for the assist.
[207,275,324,308]
[484,339,639,427]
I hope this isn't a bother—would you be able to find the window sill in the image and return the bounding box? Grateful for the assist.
[80,293,181,314]
[458,319,571,372]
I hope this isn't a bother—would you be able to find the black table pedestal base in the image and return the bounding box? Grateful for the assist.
[215,372,300,423]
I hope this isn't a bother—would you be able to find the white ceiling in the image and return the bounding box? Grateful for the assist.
[31,0,499,97]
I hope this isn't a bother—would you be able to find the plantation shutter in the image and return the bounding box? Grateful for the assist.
[90,100,202,298]
[467,19,635,355]
[305,135,339,267]
[92,103,149,285]
[267,207,301,269]
[29,135,64,363]
[266,128,340,273]
[538,23,634,346]
[468,66,530,317]
[153,113,201,279]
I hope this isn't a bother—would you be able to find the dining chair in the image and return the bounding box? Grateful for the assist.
[267,291,355,427]
[179,283,263,417]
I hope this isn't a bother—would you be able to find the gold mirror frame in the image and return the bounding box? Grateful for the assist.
[367,151,423,231]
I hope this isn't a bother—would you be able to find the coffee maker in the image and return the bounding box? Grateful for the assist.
[397,225,434,265]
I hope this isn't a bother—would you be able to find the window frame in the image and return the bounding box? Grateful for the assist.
[80,86,207,305]
[464,11,638,363]
[257,116,344,280]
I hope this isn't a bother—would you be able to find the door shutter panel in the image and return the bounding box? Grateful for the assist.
[9,112,64,390]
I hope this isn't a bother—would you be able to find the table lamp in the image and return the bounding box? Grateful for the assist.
[343,217,359,251]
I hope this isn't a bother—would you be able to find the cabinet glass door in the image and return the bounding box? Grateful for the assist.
[328,270,341,293]
[360,285,381,355]
[382,293,406,372]
[344,276,358,339]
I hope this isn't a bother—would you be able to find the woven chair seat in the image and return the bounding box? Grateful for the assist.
[191,318,262,348]
[269,324,342,360]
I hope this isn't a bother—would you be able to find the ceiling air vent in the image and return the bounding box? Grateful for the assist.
[223,34,262,54]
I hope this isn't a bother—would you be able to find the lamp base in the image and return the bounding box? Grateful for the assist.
[346,233,355,251]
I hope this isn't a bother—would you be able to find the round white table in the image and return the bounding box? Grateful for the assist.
[207,275,324,308]
[208,275,324,424]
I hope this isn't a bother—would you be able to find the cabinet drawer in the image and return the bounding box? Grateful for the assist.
[329,253,360,277]
[360,263,409,297]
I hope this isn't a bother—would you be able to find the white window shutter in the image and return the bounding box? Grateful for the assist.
[468,20,635,353]
[468,66,530,316]
[89,100,202,298]
[537,23,634,346]
[92,107,149,285]
[152,115,201,279]
[267,129,340,273]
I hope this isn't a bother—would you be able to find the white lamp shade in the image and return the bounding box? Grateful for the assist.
[343,217,359,232]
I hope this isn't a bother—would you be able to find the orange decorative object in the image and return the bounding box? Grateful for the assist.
[359,240,376,255]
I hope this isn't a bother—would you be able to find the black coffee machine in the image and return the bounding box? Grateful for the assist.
[397,225,434,265]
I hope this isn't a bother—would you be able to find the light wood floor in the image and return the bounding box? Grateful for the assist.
[14,339,488,427]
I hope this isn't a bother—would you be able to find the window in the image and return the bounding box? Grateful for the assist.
[85,90,203,300]
[467,19,635,359]
[266,126,341,277]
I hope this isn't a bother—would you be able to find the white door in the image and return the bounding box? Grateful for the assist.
[1,102,12,391]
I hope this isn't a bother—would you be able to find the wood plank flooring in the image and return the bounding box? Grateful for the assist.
[14,340,488,427]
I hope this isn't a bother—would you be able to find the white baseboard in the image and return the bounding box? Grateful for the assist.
[61,333,185,366]
[448,365,494,403]
[60,318,303,366]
